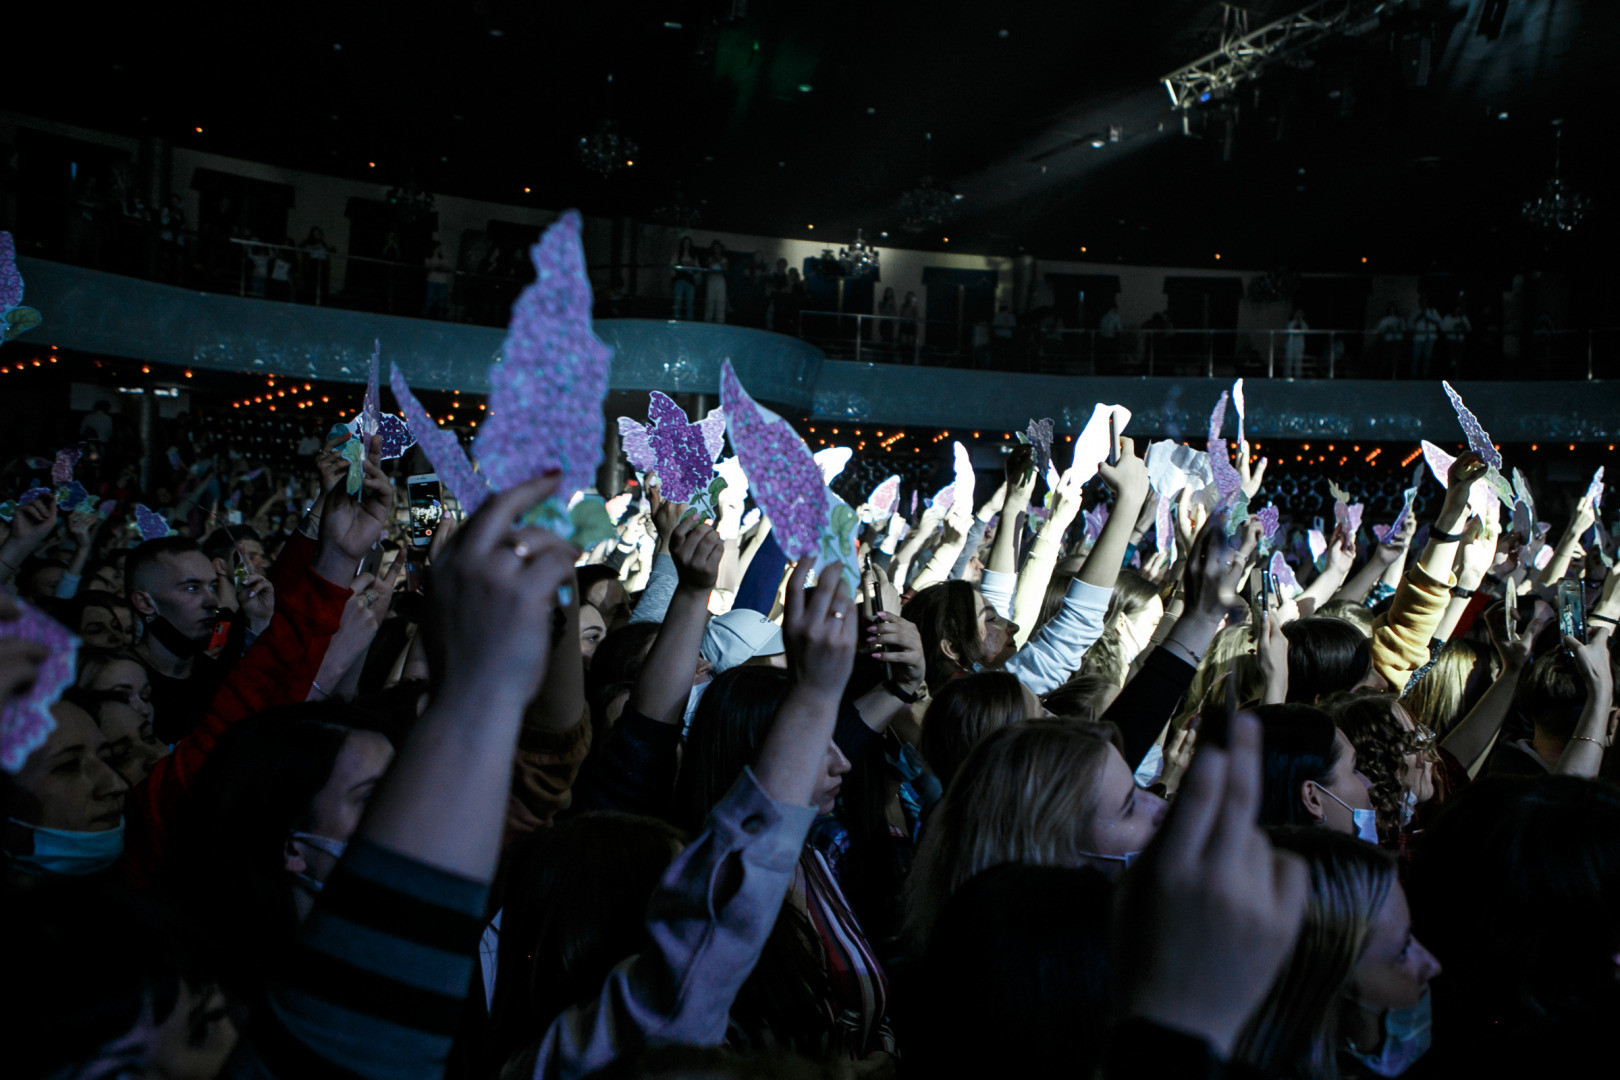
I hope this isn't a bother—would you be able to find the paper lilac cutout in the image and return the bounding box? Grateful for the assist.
[1254,505,1279,542]
[1069,404,1132,490]
[1335,500,1364,539]
[341,439,364,496]
[134,505,171,541]
[1155,493,1175,558]
[1083,503,1110,543]
[1233,378,1247,447]
[1205,392,1242,507]
[56,481,89,512]
[362,340,382,440]
[1586,466,1605,511]
[390,364,491,516]
[0,600,80,774]
[1020,418,1055,481]
[1308,528,1328,567]
[475,210,610,507]
[618,392,726,504]
[1441,381,1503,471]
[1375,479,1420,546]
[0,231,42,341]
[1269,550,1299,597]
[52,449,81,485]
[721,360,856,590]
[18,487,50,506]
[814,446,854,485]
[861,474,902,524]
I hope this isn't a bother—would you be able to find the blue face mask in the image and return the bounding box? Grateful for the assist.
[1314,783,1380,844]
[8,817,125,876]
[1346,992,1433,1077]
[289,830,348,895]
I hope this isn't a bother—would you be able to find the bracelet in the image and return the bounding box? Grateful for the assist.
[883,678,927,704]
[1569,735,1609,750]
[1429,525,1465,543]
[1451,585,1476,599]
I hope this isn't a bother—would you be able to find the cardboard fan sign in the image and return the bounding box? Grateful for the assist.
[720,360,859,592]
[391,211,612,543]
[618,391,728,517]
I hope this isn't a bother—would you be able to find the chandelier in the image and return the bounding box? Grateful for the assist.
[899,132,963,232]
[1522,122,1589,232]
[577,74,638,177]
[837,229,880,277]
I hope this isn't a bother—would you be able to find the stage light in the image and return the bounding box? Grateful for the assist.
[943,237,949,243]
[368,162,376,168]
[1081,246,1087,252]
[524,187,531,193]
[798,84,812,93]
[626,160,634,166]
[194,126,203,133]
[1214,253,1222,260]
[142,365,151,373]
[807,224,814,230]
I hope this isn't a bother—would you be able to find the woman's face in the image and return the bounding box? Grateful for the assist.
[1311,729,1375,835]
[86,659,155,726]
[1391,703,1436,804]
[812,738,852,815]
[79,604,134,648]
[94,698,169,788]
[578,603,607,663]
[285,730,394,888]
[972,590,1015,667]
[8,702,129,832]
[1083,744,1169,860]
[1116,596,1167,666]
[1350,883,1441,1011]
[80,979,238,1080]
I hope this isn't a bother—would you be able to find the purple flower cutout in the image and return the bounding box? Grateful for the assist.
[134,504,171,541]
[1083,503,1110,543]
[1207,390,1229,446]
[618,392,725,503]
[868,475,901,517]
[56,481,89,512]
[1269,550,1298,596]
[362,340,382,440]
[18,487,50,506]
[475,210,610,504]
[0,600,80,774]
[52,449,81,485]
[1586,466,1605,511]
[1441,381,1503,471]
[0,231,23,312]
[1155,492,1174,554]
[390,363,491,516]
[1254,504,1279,542]
[1025,417,1054,477]
[720,360,827,565]
[1335,500,1364,539]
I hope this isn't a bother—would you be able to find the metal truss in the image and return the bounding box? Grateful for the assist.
[1161,1,1390,110]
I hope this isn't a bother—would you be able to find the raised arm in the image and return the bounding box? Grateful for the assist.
[1432,518,1496,642]
[1440,601,1532,772]
[1538,493,1596,589]
[1555,624,1615,778]
[1297,524,1354,617]
[628,518,722,725]
[1335,513,1414,604]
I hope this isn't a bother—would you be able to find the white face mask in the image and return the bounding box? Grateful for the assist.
[1078,849,1143,870]
[1314,783,1380,844]
[8,817,125,876]
[1398,789,1420,828]
[1346,992,1433,1076]
[289,830,348,893]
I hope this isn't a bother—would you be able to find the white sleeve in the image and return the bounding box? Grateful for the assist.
[979,569,1017,621]
[1004,578,1112,696]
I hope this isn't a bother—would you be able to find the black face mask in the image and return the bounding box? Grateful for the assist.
[141,613,212,659]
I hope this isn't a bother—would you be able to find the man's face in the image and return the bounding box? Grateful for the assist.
[80,604,135,649]
[135,551,221,641]
[238,540,271,576]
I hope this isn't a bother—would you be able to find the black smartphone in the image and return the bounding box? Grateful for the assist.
[1107,413,1120,467]
[1558,578,1586,648]
[407,473,443,548]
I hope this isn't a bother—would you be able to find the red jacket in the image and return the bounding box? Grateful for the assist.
[124,533,351,886]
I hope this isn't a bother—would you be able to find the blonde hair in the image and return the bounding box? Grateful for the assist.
[903,719,1118,951]
[1234,828,1397,1079]
[1401,639,1493,737]
[1174,623,1258,728]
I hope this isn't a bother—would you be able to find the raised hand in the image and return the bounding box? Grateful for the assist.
[1257,605,1289,704]
[669,516,723,592]
[1110,711,1310,1058]
[866,612,926,695]
[1003,445,1037,509]
[781,557,858,699]
[1237,441,1268,500]
[977,480,1009,522]
[1184,516,1260,622]
[313,435,394,582]
[425,474,579,711]
[1174,488,1207,557]
[8,494,58,554]
[238,572,276,635]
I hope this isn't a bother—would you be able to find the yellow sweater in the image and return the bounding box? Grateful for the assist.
[1370,563,1455,691]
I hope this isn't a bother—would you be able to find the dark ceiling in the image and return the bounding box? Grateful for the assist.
[7,0,1614,275]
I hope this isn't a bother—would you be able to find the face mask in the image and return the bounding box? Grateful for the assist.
[288,831,347,895]
[1133,743,1165,787]
[7,817,125,876]
[1078,849,1143,870]
[1314,783,1380,844]
[141,612,209,658]
[1398,789,1420,828]
[681,681,708,740]
[1346,992,1433,1077]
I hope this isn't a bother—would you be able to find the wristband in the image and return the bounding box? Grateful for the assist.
[1450,585,1476,599]
[1569,735,1609,750]
[1429,525,1465,543]
[883,678,926,704]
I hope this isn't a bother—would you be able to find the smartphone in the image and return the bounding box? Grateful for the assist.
[1557,578,1586,648]
[1107,413,1120,467]
[407,473,444,548]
